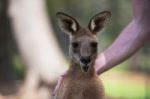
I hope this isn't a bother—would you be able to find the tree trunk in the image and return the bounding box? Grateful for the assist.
[8,0,66,98]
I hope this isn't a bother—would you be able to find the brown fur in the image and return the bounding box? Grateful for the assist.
[55,61,104,99]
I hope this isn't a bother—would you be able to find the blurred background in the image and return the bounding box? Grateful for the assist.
[0,0,150,99]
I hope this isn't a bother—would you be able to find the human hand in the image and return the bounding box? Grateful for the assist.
[95,53,107,74]
[52,72,67,97]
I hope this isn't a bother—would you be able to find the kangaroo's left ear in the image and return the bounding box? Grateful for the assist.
[88,11,111,34]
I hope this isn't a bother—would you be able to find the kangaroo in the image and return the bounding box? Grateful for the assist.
[55,11,111,99]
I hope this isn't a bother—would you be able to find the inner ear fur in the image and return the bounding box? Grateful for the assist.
[88,11,111,34]
[56,12,80,35]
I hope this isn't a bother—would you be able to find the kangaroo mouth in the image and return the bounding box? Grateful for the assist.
[81,65,89,72]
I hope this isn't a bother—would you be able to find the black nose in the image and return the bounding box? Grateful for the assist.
[80,57,91,65]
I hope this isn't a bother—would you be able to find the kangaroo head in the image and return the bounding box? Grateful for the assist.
[56,11,111,73]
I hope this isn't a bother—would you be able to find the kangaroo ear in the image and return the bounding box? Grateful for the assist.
[88,11,111,34]
[56,12,80,35]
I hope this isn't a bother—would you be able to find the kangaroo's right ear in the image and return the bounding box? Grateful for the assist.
[56,12,80,35]
[88,11,111,34]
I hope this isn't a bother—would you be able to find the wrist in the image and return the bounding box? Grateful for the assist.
[95,53,106,74]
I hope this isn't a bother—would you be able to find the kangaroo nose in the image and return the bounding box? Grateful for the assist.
[80,57,91,65]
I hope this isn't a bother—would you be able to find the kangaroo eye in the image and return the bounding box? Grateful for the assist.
[91,42,97,48]
[72,42,79,48]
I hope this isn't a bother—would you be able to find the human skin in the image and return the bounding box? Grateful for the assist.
[95,0,150,74]
[53,0,150,96]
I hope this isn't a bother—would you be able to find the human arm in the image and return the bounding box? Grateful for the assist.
[95,0,150,74]
[95,20,150,74]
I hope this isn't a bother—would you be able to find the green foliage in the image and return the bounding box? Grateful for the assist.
[12,54,25,79]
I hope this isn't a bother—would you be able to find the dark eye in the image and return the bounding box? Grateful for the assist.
[90,42,97,48]
[72,42,79,48]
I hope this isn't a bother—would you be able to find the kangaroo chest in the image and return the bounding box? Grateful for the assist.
[57,74,104,99]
